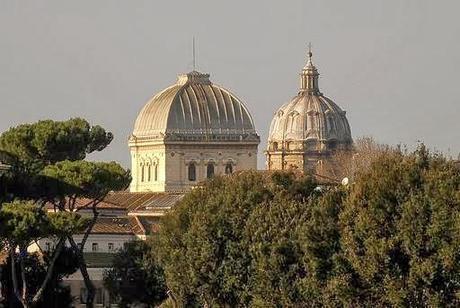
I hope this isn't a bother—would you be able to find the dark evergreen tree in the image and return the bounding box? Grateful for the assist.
[0,118,131,307]
[103,240,167,307]
[156,146,460,307]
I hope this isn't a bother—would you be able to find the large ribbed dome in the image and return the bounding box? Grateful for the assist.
[268,51,352,149]
[132,71,259,142]
[268,95,351,143]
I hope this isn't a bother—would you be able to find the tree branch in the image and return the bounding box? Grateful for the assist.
[19,248,28,304]
[80,202,99,250]
[71,195,77,211]
[75,197,101,213]
[10,248,27,307]
[31,237,65,304]
[33,239,44,255]
[67,236,95,307]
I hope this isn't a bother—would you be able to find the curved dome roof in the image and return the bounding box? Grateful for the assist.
[133,71,259,142]
[268,51,352,145]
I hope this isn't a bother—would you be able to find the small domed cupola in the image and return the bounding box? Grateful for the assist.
[299,47,321,95]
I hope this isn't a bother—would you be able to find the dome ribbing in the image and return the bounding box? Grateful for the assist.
[132,71,259,143]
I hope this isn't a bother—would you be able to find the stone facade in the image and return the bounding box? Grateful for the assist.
[129,140,258,192]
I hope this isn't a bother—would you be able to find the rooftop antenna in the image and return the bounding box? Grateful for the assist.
[192,36,196,71]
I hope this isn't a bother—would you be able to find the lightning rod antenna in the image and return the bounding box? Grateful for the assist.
[193,37,196,71]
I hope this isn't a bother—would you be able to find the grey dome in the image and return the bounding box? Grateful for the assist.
[268,95,352,143]
[268,52,352,150]
[133,71,259,142]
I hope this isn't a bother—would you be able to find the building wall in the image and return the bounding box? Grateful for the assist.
[130,141,258,193]
[64,268,113,307]
[30,234,140,254]
[266,152,306,171]
[30,233,144,307]
[130,142,167,192]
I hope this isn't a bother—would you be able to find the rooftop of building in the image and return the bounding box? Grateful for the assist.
[131,71,260,143]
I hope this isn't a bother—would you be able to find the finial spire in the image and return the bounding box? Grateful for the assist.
[300,43,321,94]
[192,36,196,71]
[306,42,314,67]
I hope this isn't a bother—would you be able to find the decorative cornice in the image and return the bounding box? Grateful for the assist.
[129,132,260,146]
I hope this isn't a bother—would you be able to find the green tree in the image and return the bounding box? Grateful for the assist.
[157,171,325,306]
[0,201,87,308]
[103,240,167,307]
[338,146,460,307]
[1,248,78,308]
[157,146,460,307]
[0,118,131,307]
[246,189,343,307]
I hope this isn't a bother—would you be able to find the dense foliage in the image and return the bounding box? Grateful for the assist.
[0,118,131,307]
[337,146,460,306]
[103,240,167,307]
[157,146,460,307]
[1,249,79,308]
[0,118,112,166]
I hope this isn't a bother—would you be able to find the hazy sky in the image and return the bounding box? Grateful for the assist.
[1,0,459,168]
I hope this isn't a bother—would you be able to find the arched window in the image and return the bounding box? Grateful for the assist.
[273,142,278,151]
[207,163,215,179]
[140,163,145,182]
[154,163,158,181]
[328,140,337,151]
[188,163,196,181]
[147,164,151,182]
[306,140,317,151]
[225,162,233,175]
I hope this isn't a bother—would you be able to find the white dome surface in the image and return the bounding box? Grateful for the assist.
[133,71,258,142]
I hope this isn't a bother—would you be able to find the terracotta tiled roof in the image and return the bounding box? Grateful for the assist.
[104,191,184,213]
[129,216,146,235]
[44,197,127,211]
[44,191,183,212]
[137,216,162,235]
[88,217,145,235]
[76,198,127,210]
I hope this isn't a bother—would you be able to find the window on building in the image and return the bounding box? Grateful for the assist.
[92,243,98,252]
[328,140,337,151]
[188,163,196,181]
[44,242,51,252]
[141,164,145,182]
[108,243,114,252]
[306,140,317,151]
[273,142,278,151]
[225,162,233,175]
[154,163,158,181]
[207,163,215,179]
[286,141,291,151]
[147,164,151,181]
